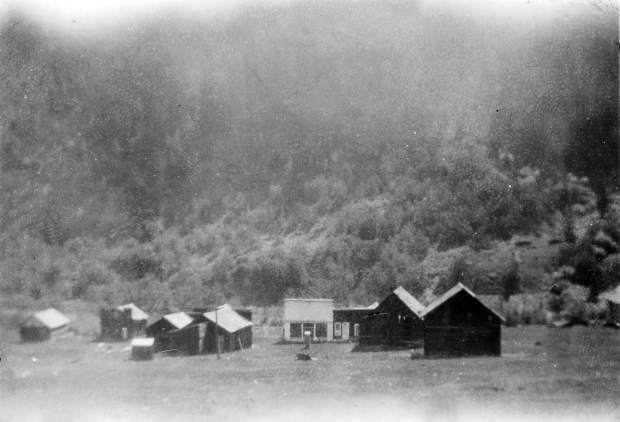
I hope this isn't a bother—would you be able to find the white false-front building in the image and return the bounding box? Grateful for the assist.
[282,298,334,342]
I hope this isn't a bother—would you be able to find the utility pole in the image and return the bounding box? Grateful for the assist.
[215,305,221,359]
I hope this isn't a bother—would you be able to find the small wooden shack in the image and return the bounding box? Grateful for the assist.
[118,303,149,337]
[100,308,131,341]
[333,302,377,341]
[203,305,253,353]
[600,285,620,325]
[145,312,194,352]
[20,308,70,342]
[359,287,425,347]
[421,282,505,357]
[131,337,155,360]
[100,303,148,341]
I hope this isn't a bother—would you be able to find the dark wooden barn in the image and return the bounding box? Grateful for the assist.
[359,287,425,347]
[100,303,148,341]
[20,308,70,342]
[203,305,253,353]
[333,303,377,341]
[421,282,505,357]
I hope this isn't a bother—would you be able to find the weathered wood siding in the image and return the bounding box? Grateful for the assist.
[333,309,370,340]
[359,294,424,347]
[424,290,501,357]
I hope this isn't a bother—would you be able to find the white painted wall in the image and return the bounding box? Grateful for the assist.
[282,299,334,341]
[283,299,334,322]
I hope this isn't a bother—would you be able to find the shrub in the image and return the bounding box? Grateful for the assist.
[503,294,548,326]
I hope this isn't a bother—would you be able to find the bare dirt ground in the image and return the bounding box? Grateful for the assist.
[1,326,619,422]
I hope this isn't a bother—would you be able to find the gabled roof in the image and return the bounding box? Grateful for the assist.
[367,301,379,310]
[163,312,193,329]
[392,286,425,317]
[204,307,253,334]
[118,303,149,321]
[600,285,620,304]
[420,283,506,322]
[28,308,69,329]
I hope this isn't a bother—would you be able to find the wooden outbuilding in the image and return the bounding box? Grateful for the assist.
[421,282,505,357]
[20,308,70,342]
[131,337,155,360]
[118,303,149,337]
[100,307,131,341]
[333,302,377,342]
[145,312,194,352]
[359,287,425,347]
[203,305,253,353]
[100,303,148,341]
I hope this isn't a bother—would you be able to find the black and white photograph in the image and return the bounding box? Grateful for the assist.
[0,0,618,420]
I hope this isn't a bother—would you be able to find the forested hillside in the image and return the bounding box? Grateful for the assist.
[0,0,617,314]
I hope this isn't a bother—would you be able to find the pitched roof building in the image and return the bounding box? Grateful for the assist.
[422,282,505,357]
[203,305,253,353]
[282,298,334,342]
[20,308,70,342]
[359,286,425,347]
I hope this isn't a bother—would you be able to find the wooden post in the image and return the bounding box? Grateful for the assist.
[215,306,221,359]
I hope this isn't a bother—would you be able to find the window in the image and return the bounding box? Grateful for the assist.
[354,323,359,337]
[303,323,315,338]
[334,322,342,337]
[290,323,302,338]
[315,323,327,338]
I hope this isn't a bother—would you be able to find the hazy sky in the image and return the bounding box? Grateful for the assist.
[1,0,608,37]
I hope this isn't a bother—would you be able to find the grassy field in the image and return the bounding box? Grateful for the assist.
[1,326,619,422]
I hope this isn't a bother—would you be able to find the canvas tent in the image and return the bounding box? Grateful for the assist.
[146,312,194,352]
[421,283,505,357]
[203,305,253,353]
[20,308,70,342]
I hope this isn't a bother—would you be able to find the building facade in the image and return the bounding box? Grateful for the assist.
[358,287,425,347]
[145,312,194,352]
[203,306,253,353]
[421,283,504,357]
[282,298,334,342]
[100,303,149,341]
[333,303,376,341]
[20,308,70,342]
